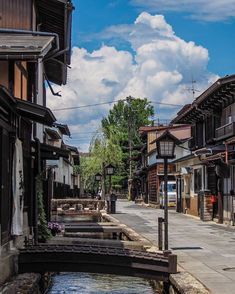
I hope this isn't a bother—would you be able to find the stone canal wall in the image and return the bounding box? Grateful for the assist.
[0,273,41,294]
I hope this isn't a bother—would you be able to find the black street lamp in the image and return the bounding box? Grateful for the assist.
[156,130,180,250]
[105,164,115,176]
[105,164,115,194]
[95,173,102,182]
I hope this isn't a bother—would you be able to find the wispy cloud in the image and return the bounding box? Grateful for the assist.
[130,0,235,21]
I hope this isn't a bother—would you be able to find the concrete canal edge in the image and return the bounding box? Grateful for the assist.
[169,271,211,294]
[102,213,211,294]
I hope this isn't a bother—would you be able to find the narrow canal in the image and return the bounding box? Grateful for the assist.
[48,272,161,293]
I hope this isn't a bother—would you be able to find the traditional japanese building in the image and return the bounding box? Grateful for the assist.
[172,74,235,224]
[0,0,73,284]
[136,125,191,206]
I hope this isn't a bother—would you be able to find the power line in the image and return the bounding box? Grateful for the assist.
[52,99,124,111]
[70,131,101,135]
[52,99,183,111]
[151,101,183,107]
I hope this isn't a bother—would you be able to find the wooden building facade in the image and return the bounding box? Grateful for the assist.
[135,125,191,206]
[172,75,235,224]
[0,0,73,284]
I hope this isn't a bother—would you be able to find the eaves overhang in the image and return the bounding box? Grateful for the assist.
[171,75,235,124]
[0,85,56,126]
[15,98,56,126]
[0,30,58,60]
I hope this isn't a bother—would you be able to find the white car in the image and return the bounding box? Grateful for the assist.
[159,181,176,208]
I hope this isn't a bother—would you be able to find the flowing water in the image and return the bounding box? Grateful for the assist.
[48,272,161,293]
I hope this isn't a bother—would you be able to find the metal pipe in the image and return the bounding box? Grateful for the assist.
[158,217,163,251]
[164,157,168,250]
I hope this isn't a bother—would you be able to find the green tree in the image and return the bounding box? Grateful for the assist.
[80,97,154,196]
[80,130,123,197]
[102,97,154,145]
[101,97,154,190]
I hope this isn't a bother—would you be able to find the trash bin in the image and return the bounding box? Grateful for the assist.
[110,193,117,214]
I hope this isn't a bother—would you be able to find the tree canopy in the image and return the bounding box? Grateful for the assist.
[80,97,154,193]
[102,97,154,146]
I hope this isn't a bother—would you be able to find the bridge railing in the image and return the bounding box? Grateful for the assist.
[51,199,106,213]
[19,244,177,280]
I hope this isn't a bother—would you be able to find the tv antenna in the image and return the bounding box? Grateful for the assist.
[184,78,200,99]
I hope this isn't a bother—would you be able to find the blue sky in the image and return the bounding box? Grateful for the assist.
[48,0,235,151]
[73,0,235,76]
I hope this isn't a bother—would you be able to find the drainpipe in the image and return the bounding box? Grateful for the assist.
[34,138,41,245]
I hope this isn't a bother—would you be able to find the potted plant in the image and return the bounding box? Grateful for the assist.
[48,222,63,236]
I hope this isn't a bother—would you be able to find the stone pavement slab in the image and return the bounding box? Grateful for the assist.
[114,200,235,294]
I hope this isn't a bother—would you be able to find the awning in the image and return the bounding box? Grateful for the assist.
[45,128,61,140]
[35,142,70,160]
[0,34,55,60]
[201,152,226,163]
[53,123,70,136]
[181,167,192,175]
[15,98,56,126]
[0,86,56,126]
[171,154,195,163]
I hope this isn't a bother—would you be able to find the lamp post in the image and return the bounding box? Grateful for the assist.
[95,172,102,197]
[105,164,115,194]
[95,173,102,182]
[156,130,180,250]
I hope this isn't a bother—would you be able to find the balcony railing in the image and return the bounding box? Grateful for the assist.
[215,122,235,140]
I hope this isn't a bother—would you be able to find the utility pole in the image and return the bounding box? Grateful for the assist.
[126,96,133,200]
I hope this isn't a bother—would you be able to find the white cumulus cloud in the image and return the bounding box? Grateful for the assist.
[47,12,218,151]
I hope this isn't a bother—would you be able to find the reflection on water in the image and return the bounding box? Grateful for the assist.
[48,272,159,294]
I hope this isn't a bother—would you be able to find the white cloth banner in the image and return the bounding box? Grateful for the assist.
[11,138,24,236]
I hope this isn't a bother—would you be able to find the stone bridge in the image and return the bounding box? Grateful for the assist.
[52,198,106,213]
[19,244,177,281]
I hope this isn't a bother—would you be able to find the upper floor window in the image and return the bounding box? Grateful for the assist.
[0,61,9,88]
[221,103,235,125]
[0,61,35,101]
[14,62,28,100]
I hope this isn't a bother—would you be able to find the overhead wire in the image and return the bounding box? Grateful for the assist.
[52,98,184,111]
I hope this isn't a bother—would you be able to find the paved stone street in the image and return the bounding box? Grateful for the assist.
[114,200,235,294]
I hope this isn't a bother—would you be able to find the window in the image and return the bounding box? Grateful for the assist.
[168,183,176,192]
[0,61,34,101]
[0,61,9,88]
[181,179,184,193]
[185,176,190,195]
[194,168,202,193]
[14,62,28,100]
